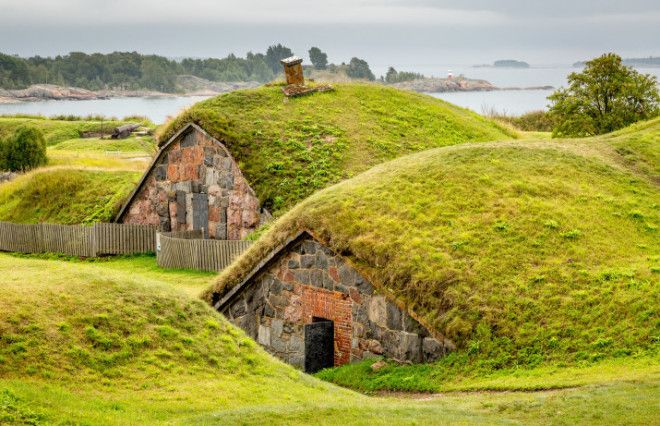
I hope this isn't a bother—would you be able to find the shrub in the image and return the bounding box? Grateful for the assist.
[0,126,47,172]
[346,57,375,81]
[548,53,660,137]
[487,110,555,132]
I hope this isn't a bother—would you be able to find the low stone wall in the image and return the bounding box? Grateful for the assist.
[221,236,453,368]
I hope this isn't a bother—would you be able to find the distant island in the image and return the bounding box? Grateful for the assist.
[474,60,530,68]
[573,56,660,67]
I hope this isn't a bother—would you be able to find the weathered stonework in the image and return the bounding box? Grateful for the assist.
[218,234,452,369]
[116,124,264,239]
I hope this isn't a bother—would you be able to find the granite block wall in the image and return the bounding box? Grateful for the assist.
[221,236,453,368]
[121,127,263,239]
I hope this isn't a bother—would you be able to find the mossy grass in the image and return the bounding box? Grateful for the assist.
[0,168,140,223]
[207,118,659,386]
[159,83,516,214]
[1,253,658,424]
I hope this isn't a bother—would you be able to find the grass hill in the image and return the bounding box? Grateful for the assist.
[206,118,659,388]
[2,253,657,424]
[0,115,151,146]
[0,169,140,224]
[159,83,516,214]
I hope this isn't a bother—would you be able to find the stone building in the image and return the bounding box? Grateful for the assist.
[115,123,265,239]
[213,231,452,372]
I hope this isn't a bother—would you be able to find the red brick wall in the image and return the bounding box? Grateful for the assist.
[301,286,352,366]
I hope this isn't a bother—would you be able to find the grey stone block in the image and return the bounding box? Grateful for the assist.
[292,270,310,285]
[263,303,275,318]
[180,131,197,147]
[271,335,287,353]
[258,325,271,346]
[155,165,167,181]
[230,301,247,318]
[309,270,323,288]
[355,274,374,295]
[288,258,300,269]
[301,240,317,255]
[315,251,328,268]
[300,255,315,269]
[422,337,445,362]
[386,302,402,330]
[368,296,387,327]
[338,264,355,286]
[272,319,283,338]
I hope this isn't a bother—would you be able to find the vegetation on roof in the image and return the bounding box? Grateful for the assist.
[0,168,140,224]
[2,253,658,424]
[206,119,659,380]
[158,83,516,214]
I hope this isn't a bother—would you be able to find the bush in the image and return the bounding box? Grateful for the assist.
[0,126,47,172]
[549,53,660,137]
[488,110,555,132]
[346,57,375,81]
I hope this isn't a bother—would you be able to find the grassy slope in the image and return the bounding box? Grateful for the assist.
[0,168,140,224]
[1,253,658,425]
[47,136,155,171]
[207,119,659,387]
[159,83,515,213]
[0,116,150,146]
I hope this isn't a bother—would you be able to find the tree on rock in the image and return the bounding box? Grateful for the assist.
[265,44,294,74]
[549,53,659,137]
[308,47,328,70]
[0,126,47,172]
[346,57,375,81]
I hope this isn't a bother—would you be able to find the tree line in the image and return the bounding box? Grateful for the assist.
[0,45,385,92]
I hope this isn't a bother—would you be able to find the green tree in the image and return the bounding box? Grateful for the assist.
[385,67,398,83]
[308,47,328,70]
[548,53,660,137]
[265,44,294,73]
[0,126,47,172]
[346,57,375,81]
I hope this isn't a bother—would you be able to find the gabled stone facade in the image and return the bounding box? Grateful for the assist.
[215,232,453,370]
[116,124,265,239]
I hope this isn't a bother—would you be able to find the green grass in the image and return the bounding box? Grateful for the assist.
[46,136,155,171]
[0,115,152,146]
[207,119,660,386]
[0,168,140,223]
[159,83,516,214]
[1,253,658,425]
[50,135,156,153]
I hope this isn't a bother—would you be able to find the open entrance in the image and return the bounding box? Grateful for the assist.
[304,317,334,373]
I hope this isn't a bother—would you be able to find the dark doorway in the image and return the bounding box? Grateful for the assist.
[304,318,334,373]
[191,193,209,238]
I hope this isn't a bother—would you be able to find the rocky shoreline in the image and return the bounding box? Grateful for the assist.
[0,76,261,104]
[0,76,554,104]
[391,77,553,93]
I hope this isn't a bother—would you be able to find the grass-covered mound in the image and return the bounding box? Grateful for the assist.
[0,115,151,146]
[0,168,140,224]
[2,254,657,425]
[159,83,515,213]
[206,119,659,384]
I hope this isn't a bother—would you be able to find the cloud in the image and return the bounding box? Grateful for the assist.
[0,0,509,26]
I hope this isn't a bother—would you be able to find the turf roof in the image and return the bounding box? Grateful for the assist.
[204,118,659,369]
[157,83,515,214]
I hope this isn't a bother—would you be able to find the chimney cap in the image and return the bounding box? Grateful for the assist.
[280,56,303,66]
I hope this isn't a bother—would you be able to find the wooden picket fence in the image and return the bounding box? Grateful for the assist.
[0,221,156,257]
[157,230,253,272]
[0,221,252,272]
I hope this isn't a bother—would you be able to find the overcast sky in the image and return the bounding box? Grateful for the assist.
[1,0,658,71]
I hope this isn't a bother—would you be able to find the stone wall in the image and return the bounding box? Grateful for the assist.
[221,236,453,369]
[121,126,262,239]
